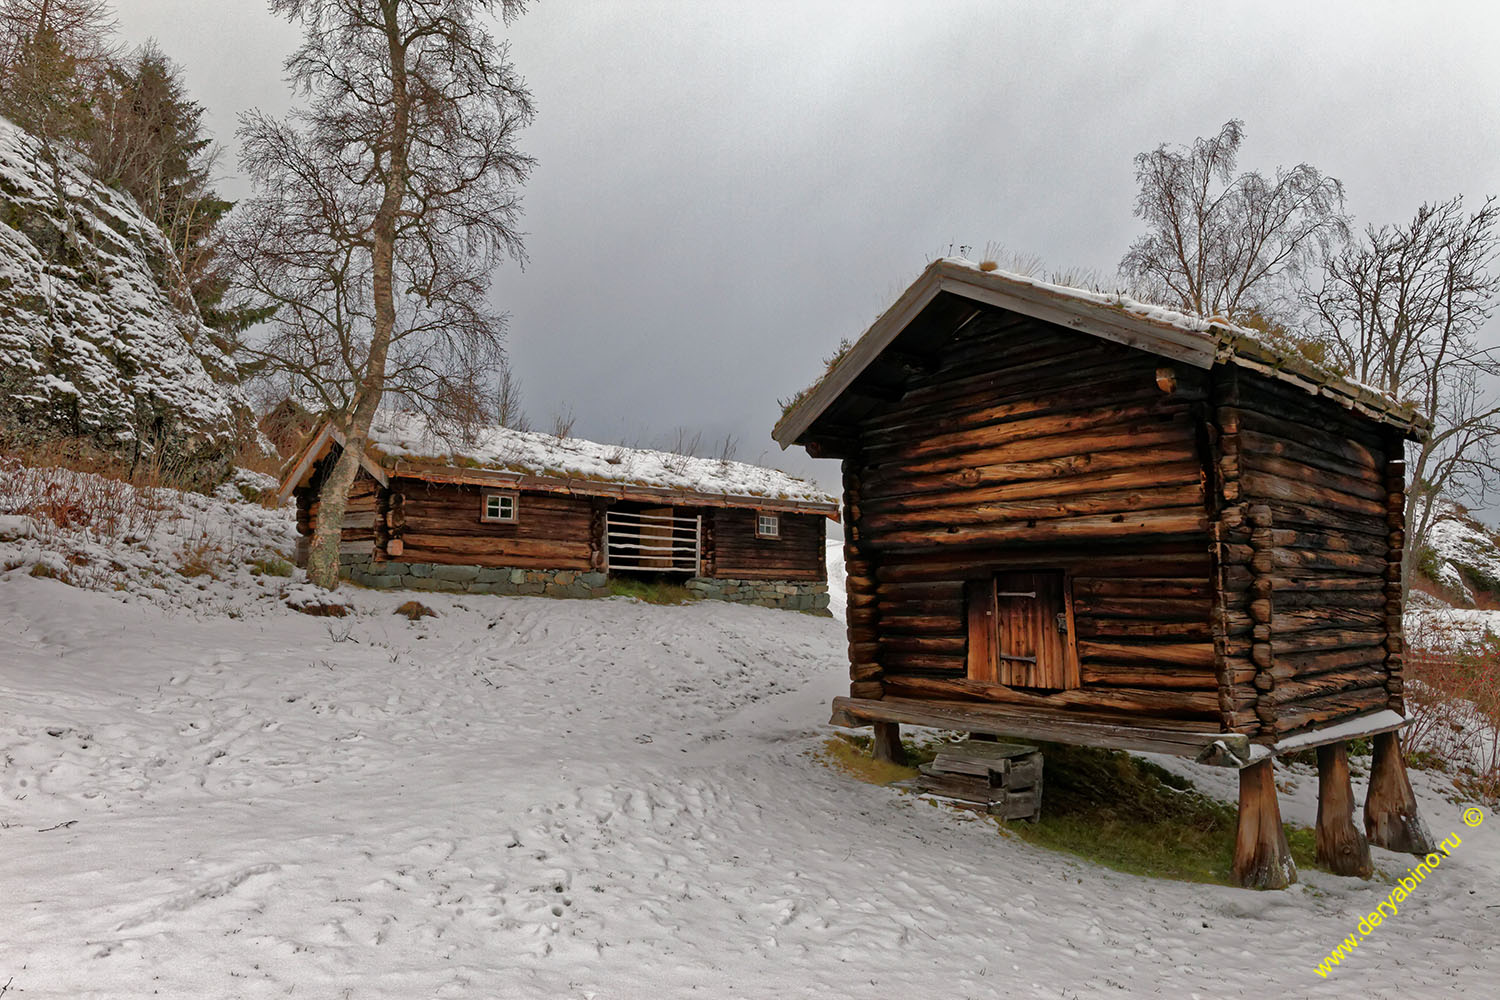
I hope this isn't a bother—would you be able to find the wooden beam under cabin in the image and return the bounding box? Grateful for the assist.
[829,695,1252,766]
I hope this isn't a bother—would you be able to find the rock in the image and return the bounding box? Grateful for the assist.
[432,564,480,583]
[0,118,257,481]
[509,568,526,585]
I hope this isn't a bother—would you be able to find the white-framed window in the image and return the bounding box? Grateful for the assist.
[482,491,518,523]
[756,512,780,538]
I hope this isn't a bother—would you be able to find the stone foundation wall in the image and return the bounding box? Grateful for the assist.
[342,555,609,599]
[340,555,829,613]
[685,577,832,614]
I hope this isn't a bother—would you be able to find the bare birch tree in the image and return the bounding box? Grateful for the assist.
[230,0,533,588]
[1121,119,1349,320]
[1309,196,1500,599]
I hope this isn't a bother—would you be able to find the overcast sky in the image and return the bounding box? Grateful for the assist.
[114,0,1500,500]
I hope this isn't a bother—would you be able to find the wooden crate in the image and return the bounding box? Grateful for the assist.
[915,740,1043,821]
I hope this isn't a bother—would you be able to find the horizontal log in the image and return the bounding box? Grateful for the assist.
[1240,471,1385,518]
[1073,576,1210,599]
[1071,596,1211,619]
[874,507,1209,550]
[1074,619,1213,640]
[867,420,1196,483]
[399,533,591,560]
[1242,454,1385,503]
[880,675,1222,719]
[880,652,968,673]
[1080,662,1222,690]
[861,375,1185,447]
[1237,426,1380,477]
[1272,606,1385,634]
[1270,629,1387,654]
[1273,686,1391,736]
[864,399,1200,467]
[860,446,1201,505]
[862,482,1206,533]
[828,697,1244,760]
[1074,640,1215,668]
[876,543,1210,583]
[1265,500,1388,539]
[1273,528,1386,557]
[878,635,967,655]
[1261,666,1388,706]
[1225,381,1388,450]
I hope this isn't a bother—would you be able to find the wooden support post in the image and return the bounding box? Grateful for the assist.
[1233,758,1297,889]
[1316,743,1373,877]
[1364,731,1436,855]
[871,722,907,766]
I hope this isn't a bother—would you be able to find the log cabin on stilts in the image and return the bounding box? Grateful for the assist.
[773,257,1437,889]
[278,413,839,612]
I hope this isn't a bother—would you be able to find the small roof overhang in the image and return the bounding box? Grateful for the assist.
[274,423,390,505]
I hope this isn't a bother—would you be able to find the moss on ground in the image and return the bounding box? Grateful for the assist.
[822,736,1325,887]
[607,577,700,605]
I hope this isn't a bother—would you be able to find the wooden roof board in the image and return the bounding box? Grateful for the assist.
[391,462,841,519]
[773,259,1430,449]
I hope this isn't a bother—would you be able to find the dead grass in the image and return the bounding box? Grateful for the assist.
[812,734,931,786]
[249,554,295,577]
[393,599,437,621]
[290,601,349,618]
[1406,643,1500,805]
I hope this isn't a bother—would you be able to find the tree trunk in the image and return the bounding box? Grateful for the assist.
[303,2,411,589]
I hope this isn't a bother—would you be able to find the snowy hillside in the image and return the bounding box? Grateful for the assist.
[0,117,253,477]
[1,470,1495,998]
[1409,503,1500,647]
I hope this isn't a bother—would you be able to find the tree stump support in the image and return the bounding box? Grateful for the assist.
[872,722,907,766]
[1233,758,1297,889]
[1364,731,1436,854]
[1316,743,1373,877]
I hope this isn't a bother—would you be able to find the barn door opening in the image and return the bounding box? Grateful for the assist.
[967,570,1079,691]
[604,506,701,574]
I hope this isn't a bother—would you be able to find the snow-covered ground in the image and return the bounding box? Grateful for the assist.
[1,476,1497,998]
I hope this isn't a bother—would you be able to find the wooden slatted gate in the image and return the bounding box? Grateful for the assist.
[967,570,1079,690]
[605,509,701,573]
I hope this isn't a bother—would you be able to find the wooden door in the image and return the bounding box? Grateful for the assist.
[967,570,1079,690]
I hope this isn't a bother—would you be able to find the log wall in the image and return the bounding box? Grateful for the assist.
[851,315,1227,728]
[389,479,594,570]
[710,509,827,582]
[297,466,382,562]
[1218,372,1397,738]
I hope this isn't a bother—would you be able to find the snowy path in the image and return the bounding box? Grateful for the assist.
[1,575,1496,999]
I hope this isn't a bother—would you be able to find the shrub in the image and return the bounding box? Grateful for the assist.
[250,555,295,577]
[1406,641,1500,804]
[393,600,437,621]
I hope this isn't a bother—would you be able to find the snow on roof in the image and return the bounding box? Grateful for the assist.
[367,411,837,507]
[774,257,1429,447]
